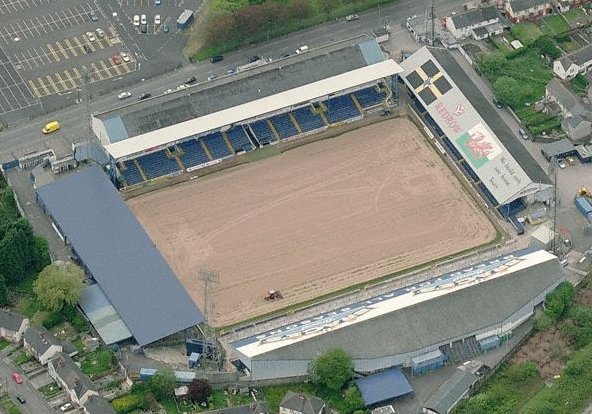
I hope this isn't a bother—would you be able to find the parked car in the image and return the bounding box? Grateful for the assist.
[60,402,72,411]
[83,44,92,53]
[518,128,529,140]
[140,24,147,33]
[280,52,290,58]
[154,14,161,25]
[117,91,132,100]
[210,55,223,63]
[155,0,161,4]
[12,372,23,384]
[138,92,151,100]
[89,11,98,22]
[248,55,260,63]
[85,31,96,42]
[557,158,566,169]
[226,68,236,75]
[295,45,309,54]
[185,76,197,84]
[207,74,217,81]
[566,155,575,165]
[164,88,174,94]
[16,395,25,404]
[492,97,503,109]
[141,14,147,24]
[162,23,169,33]
[95,28,105,38]
[345,14,359,21]
[112,54,122,65]
[133,15,140,26]
[120,52,130,62]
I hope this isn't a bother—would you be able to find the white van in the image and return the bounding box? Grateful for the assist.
[295,45,309,54]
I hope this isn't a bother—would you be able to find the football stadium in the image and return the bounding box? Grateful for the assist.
[34,40,556,350]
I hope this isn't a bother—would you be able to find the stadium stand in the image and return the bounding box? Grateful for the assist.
[178,139,210,168]
[292,106,325,132]
[120,161,144,186]
[249,120,277,145]
[136,151,180,180]
[325,95,361,124]
[226,126,254,152]
[202,132,232,159]
[352,86,386,108]
[270,113,299,140]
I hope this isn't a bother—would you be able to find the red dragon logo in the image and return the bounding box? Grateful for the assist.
[467,131,494,158]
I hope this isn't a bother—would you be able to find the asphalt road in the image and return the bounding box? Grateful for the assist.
[0,357,53,414]
[0,0,467,160]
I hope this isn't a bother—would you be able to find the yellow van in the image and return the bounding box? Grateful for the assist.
[42,121,60,134]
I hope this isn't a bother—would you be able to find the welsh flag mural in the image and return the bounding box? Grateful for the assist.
[455,123,501,169]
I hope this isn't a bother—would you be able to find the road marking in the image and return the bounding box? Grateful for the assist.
[73,36,85,54]
[90,63,102,80]
[63,38,77,57]
[53,72,66,89]
[46,43,60,62]
[99,60,113,77]
[111,61,122,75]
[71,67,81,79]
[45,74,59,93]
[55,41,69,59]
[36,78,50,96]
[62,70,77,89]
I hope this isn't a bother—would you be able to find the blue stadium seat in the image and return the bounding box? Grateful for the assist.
[292,106,325,132]
[226,126,254,152]
[325,95,360,124]
[249,120,277,145]
[202,132,232,159]
[120,161,144,186]
[353,86,386,108]
[136,150,180,180]
[270,113,299,139]
[178,140,209,168]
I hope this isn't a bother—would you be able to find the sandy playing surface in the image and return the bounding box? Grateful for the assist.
[128,118,496,327]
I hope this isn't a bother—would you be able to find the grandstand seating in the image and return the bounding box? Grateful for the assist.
[270,113,299,140]
[120,161,144,186]
[136,150,181,180]
[226,126,254,152]
[325,95,360,124]
[292,106,325,132]
[178,139,209,169]
[202,132,232,159]
[352,86,385,108]
[249,120,277,145]
[461,161,480,182]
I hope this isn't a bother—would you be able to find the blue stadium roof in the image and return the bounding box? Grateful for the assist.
[37,166,204,345]
[356,368,414,406]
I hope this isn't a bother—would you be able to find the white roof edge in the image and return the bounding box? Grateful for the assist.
[235,249,558,358]
[104,59,403,160]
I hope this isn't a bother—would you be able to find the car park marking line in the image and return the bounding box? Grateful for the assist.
[62,39,78,57]
[55,41,69,59]
[111,61,122,75]
[72,36,86,54]
[27,80,41,98]
[62,70,77,89]
[99,59,114,77]
[46,44,60,62]
[45,75,59,93]
[90,62,102,80]
[35,78,50,96]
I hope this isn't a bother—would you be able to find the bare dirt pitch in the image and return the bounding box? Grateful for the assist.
[128,118,496,327]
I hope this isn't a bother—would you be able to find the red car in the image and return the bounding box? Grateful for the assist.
[112,54,122,65]
[12,371,23,384]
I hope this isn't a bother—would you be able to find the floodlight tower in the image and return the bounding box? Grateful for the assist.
[548,157,558,254]
[198,268,220,364]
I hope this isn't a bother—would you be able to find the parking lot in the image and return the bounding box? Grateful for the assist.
[0,46,38,115]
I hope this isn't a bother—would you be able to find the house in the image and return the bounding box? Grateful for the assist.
[202,401,270,414]
[280,392,327,414]
[505,0,553,22]
[562,114,592,141]
[0,310,29,343]
[23,326,62,365]
[48,353,98,406]
[445,6,502,40]
[546,79,592,140]
[83,394,116,414]
[546,78,587,117]
[553,44,592,80]
[556,0,586,13]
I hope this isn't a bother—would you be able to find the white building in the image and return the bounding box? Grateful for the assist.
[554,44,592,80]
[445,6,501,40]
[505,0,553,23]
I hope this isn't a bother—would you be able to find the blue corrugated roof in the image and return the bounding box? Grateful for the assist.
[359,39,384,65]
[37,167,203,345]
[356,367,414,406]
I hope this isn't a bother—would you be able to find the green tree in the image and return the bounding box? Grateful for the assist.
[343,385,365,414]
[0,274,8,306]
[308,348,354,391]
[148,369,176,400]
[34,237,51,272]
[493,76,521,108]
[188,378,213,403]
[0,227,28,284]
[533,35,561,59]
[479,52,506,74]
[33,261,85,311]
